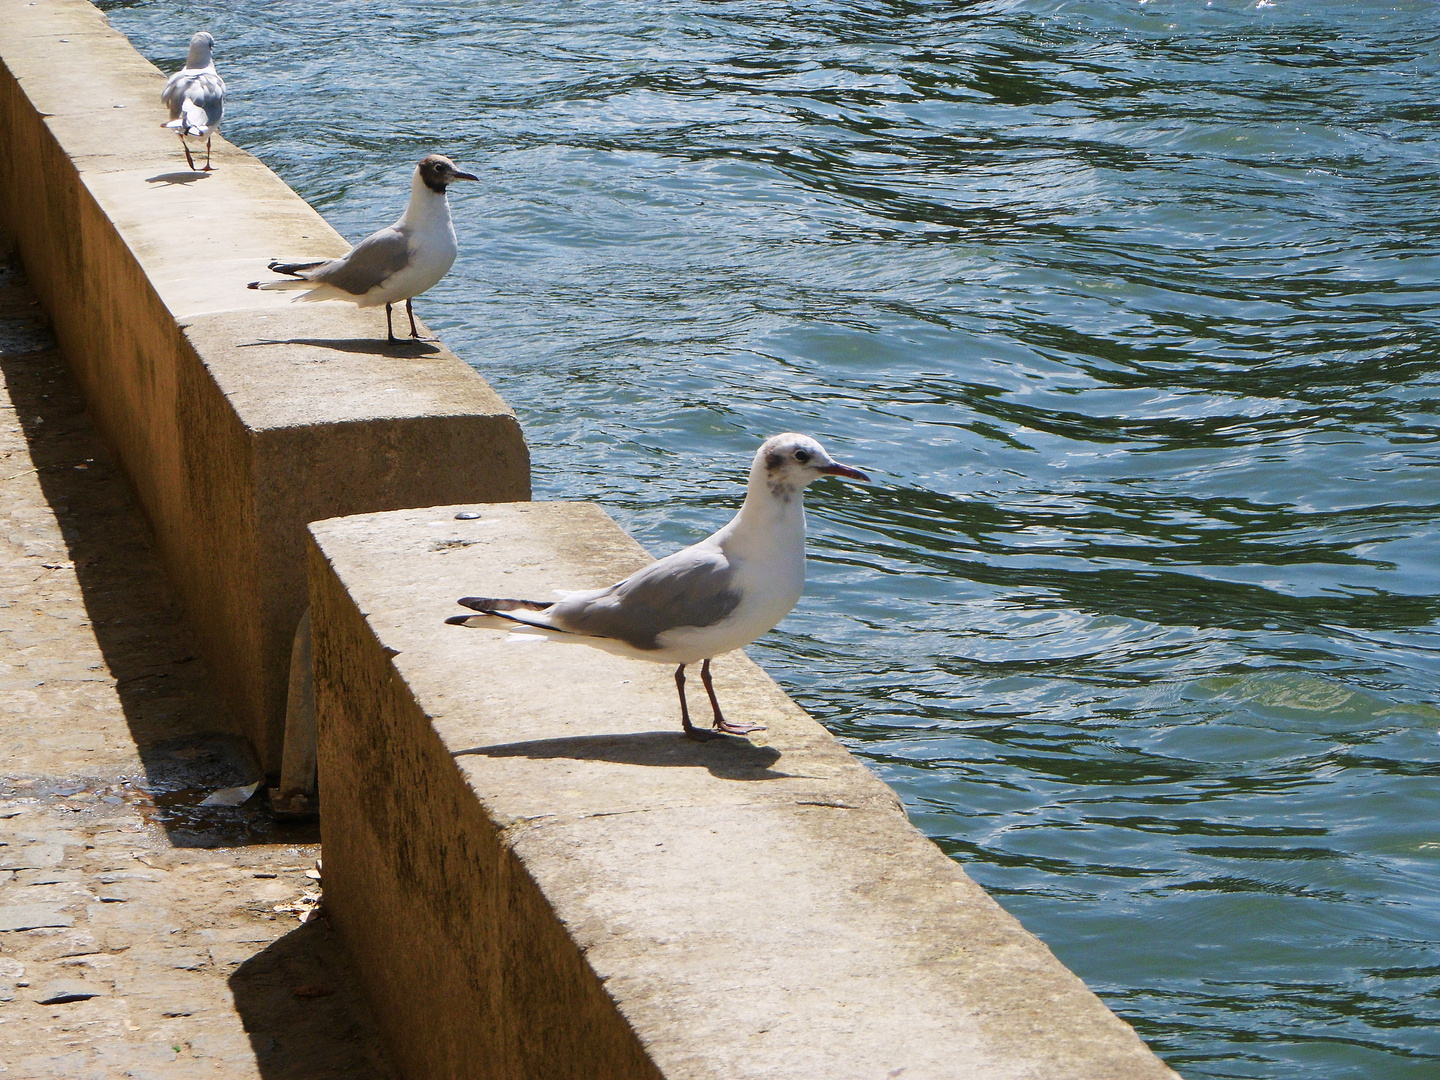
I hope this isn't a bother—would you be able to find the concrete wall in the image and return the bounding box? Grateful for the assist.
[0,0,529,771]
[309,503,1181,1080]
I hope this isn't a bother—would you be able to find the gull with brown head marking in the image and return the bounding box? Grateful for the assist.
[248,154,479,342]
[447,434,870,741]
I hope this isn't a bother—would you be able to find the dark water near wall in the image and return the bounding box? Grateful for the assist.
[105,1,1440,1075]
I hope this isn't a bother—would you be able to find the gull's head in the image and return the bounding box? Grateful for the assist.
[752,433,870,503]
[186,32,215,68]
[417,154,480,193]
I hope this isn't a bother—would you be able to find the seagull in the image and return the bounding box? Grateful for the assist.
[247,154,479,342]
[160,32,225,172]
[446,434,870,741]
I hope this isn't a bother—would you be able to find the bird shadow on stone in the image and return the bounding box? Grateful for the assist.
[145,171,210,186]
[453,731,789,781]
[235,337,440,358]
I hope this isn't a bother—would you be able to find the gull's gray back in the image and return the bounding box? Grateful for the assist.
[552,545,741,651]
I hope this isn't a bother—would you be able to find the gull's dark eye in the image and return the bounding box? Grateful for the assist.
[794,449,811,464]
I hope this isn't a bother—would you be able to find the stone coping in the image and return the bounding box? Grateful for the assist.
[308,502,1180,1080]
[0,0,530,770]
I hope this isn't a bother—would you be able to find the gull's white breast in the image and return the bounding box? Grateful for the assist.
[652,534,806,665]
[358,205,458,308]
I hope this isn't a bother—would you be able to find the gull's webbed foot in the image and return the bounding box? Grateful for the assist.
[683,720,728,742]
[714,718,766,736]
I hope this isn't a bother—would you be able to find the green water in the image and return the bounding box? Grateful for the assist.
[104,1,1440,1074]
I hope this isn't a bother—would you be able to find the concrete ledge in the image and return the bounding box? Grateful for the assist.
[309,503,1179,1080]
[0,0,529,769]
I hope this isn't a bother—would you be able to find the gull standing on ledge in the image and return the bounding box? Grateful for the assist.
[447,434,870,741]
[247,155,478,342]
[161,32,225,172]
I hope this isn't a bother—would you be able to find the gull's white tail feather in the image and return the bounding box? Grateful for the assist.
[163,98,211,137]
[246,279,355,304]
[248,278,315,292]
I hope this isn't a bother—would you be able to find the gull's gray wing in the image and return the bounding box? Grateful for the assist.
[162,72,224,130]
[192,72,225,129]
[305,227,410,296]
[161,75,184,119]
[550,544,740,651]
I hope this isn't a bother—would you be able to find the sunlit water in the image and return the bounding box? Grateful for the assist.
[103,1,1440,1075]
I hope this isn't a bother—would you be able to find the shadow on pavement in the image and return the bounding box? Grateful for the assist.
[0,254,308,846]
[230,918,400,1080]
[453,729,791,781]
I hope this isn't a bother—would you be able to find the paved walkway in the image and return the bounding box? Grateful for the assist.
[0,248,396,1079]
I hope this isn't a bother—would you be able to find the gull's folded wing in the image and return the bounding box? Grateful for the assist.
[307,228,411,296]
[550,545,740,651]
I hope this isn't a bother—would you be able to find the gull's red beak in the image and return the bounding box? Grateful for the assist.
[819,461,870,482]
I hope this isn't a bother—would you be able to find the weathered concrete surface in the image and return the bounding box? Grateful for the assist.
[0,0,530,772]
[0,252,395,1079]
[309,503,1182,1080]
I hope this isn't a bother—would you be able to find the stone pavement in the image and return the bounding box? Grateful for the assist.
[0,248,397,1079]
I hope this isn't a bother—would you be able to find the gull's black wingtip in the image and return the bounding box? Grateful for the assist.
[456,596,554,614]
[267,258,325,277]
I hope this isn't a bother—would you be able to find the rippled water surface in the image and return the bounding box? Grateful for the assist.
[104,1,1440,1074]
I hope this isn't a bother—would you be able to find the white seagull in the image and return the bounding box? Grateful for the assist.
[161,32,225,172]
[247,154,478,342]
[447,434,870,740]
